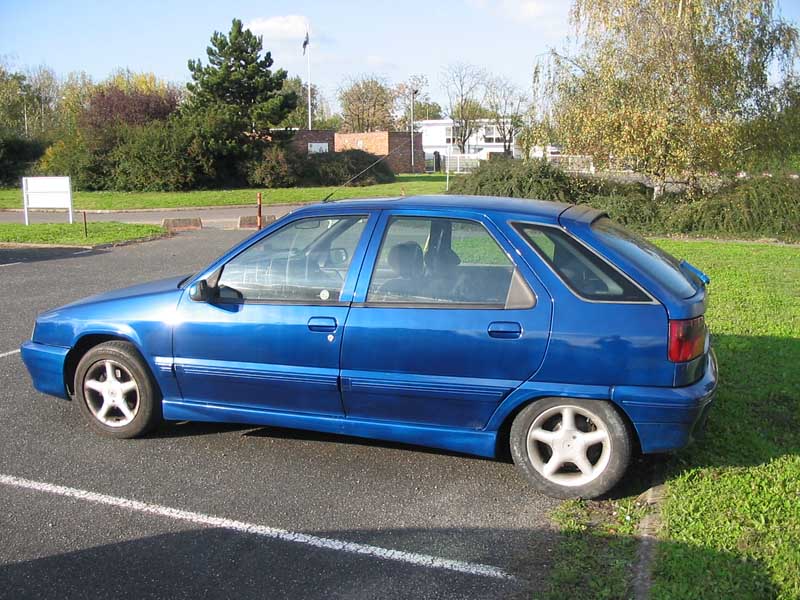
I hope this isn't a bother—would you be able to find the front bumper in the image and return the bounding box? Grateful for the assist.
[613,349,718,453]
[20,340,70,399]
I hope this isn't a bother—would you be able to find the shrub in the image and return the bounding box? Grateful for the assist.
[246,145,298,188]
[449,157,800,241]
[37,134,106,190]
[110,121,200,191]
[301,149,395,186]
[0,136,46,185]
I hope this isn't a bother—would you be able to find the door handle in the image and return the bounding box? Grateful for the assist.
[488,321,522,339]
[308,316,338,333]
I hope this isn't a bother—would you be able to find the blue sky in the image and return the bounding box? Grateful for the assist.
[2,0,799,110]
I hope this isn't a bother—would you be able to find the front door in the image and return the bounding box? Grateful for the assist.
[173,212,374,416]
[340,211,552,429]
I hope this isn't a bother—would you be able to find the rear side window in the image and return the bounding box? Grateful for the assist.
[515,223,650,302]
[367,216,535,308]
[591,218,697,299]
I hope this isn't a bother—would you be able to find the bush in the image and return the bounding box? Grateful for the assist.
[587,179,800,241]
[110,121,200,191]
[0,136,46,185]
[301,149,395,186]
[449,157,800,241]
[246,145,298,188]
[37,134,105,190]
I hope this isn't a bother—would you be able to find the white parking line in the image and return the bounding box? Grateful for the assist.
[0,349,20,358]
[0,262,22,267]
[0,473,515,581]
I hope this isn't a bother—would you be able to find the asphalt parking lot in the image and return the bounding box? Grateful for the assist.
[0,231,561,599]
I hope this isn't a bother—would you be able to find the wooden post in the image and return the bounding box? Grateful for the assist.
[257,192,263,230]
[82,211,88,238]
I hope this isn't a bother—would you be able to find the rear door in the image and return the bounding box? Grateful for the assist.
[339,209,553,429]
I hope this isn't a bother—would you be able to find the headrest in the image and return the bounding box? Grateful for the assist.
[387,241,424,278]
[425,247,461,272]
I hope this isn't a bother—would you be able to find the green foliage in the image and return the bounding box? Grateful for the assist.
[186,18,296,133]
[0,222,164,246]
[0,135,45,185]
[301,149,395,187]
[37,133,107,190]
[552,0,799,182]
[450,159,800,241]
[245,145,298,188]
[110,121,201,192]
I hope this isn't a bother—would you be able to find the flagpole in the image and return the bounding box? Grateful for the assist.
[306,29,312,130]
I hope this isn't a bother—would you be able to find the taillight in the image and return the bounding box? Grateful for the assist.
[668,316,706,362]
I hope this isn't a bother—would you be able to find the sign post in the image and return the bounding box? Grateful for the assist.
[22,177,73,225]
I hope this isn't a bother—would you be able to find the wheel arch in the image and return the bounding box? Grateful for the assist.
[491,390,643,458]
[63,333,149,396]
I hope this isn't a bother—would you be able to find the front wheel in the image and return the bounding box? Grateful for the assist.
[510,398,632,499]
[74,341,161,438]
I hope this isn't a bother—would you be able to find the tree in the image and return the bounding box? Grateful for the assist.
[394,74,442,130]
[551,0,799,193]
[441,63,486,153]
[280,76,338,129]
[338,75,395,132]
[186,18,296,134]
[484,76,528,154]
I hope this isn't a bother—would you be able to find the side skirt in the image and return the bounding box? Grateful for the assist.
[162,399,499,458]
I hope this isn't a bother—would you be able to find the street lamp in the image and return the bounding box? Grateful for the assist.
[17,90,28,138]
[410,88,418,170]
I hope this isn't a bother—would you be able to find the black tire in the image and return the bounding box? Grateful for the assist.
[74,341,161,439]
[509,398,632,499]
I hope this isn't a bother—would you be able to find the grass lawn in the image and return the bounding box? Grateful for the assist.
[544,239,800,599]
[0,222,165,246]
[0,174,448,211]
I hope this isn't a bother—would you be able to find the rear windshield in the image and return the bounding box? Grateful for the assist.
[590,218,697,299]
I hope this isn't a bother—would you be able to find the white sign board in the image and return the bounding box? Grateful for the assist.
[308,142,329,154]
[22,177,73,225]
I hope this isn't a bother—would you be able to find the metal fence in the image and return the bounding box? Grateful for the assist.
[444,154,482,174]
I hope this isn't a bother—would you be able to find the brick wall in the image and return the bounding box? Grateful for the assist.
[290,130,336,155]
[334,131,424,174]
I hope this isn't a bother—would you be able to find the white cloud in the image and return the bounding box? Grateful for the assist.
[245,15,309,43]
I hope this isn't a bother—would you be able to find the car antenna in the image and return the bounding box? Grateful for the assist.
[322,136,414,203]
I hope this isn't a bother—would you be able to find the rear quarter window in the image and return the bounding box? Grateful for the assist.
[515,223,651,302]
[590,218,697,299]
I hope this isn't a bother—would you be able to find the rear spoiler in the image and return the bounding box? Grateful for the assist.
[558,204,607,227]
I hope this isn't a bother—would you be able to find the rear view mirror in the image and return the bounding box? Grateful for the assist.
[189,279,213,302]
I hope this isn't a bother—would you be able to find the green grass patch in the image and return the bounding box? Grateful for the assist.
[545,498,645,599]
[0,222,165,246]
[544,239,800,599]
[0,174,447,211]
[650,239,800,600]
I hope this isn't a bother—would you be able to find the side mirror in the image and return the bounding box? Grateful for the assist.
[188,279,213,302]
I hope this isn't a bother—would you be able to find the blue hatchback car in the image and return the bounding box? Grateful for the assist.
[22,196,717,498]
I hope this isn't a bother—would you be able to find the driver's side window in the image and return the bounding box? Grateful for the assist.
[217,215,367,303]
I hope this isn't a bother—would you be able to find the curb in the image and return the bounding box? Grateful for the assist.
[0,202,312,215]
[0,233,170,251]
[632,462,667,600]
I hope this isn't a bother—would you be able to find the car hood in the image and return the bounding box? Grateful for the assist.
[59,275,188,310]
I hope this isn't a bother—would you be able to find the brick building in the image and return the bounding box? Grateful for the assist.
[334,131,424,174]
[289,130,336,155]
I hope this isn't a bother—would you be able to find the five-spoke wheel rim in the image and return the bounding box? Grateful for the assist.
[83,359,140,428]
[526,405,611,487]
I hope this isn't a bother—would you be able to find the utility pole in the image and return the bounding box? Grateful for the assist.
[410,88,418,170]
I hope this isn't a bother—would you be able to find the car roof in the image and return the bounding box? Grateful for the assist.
[296,194,573,223]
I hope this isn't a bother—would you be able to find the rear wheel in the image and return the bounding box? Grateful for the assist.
[510,398,632,499]
[74,341,161,438]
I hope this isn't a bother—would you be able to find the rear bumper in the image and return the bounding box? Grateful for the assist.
[20,340,70,399]
[613,349,718,453]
